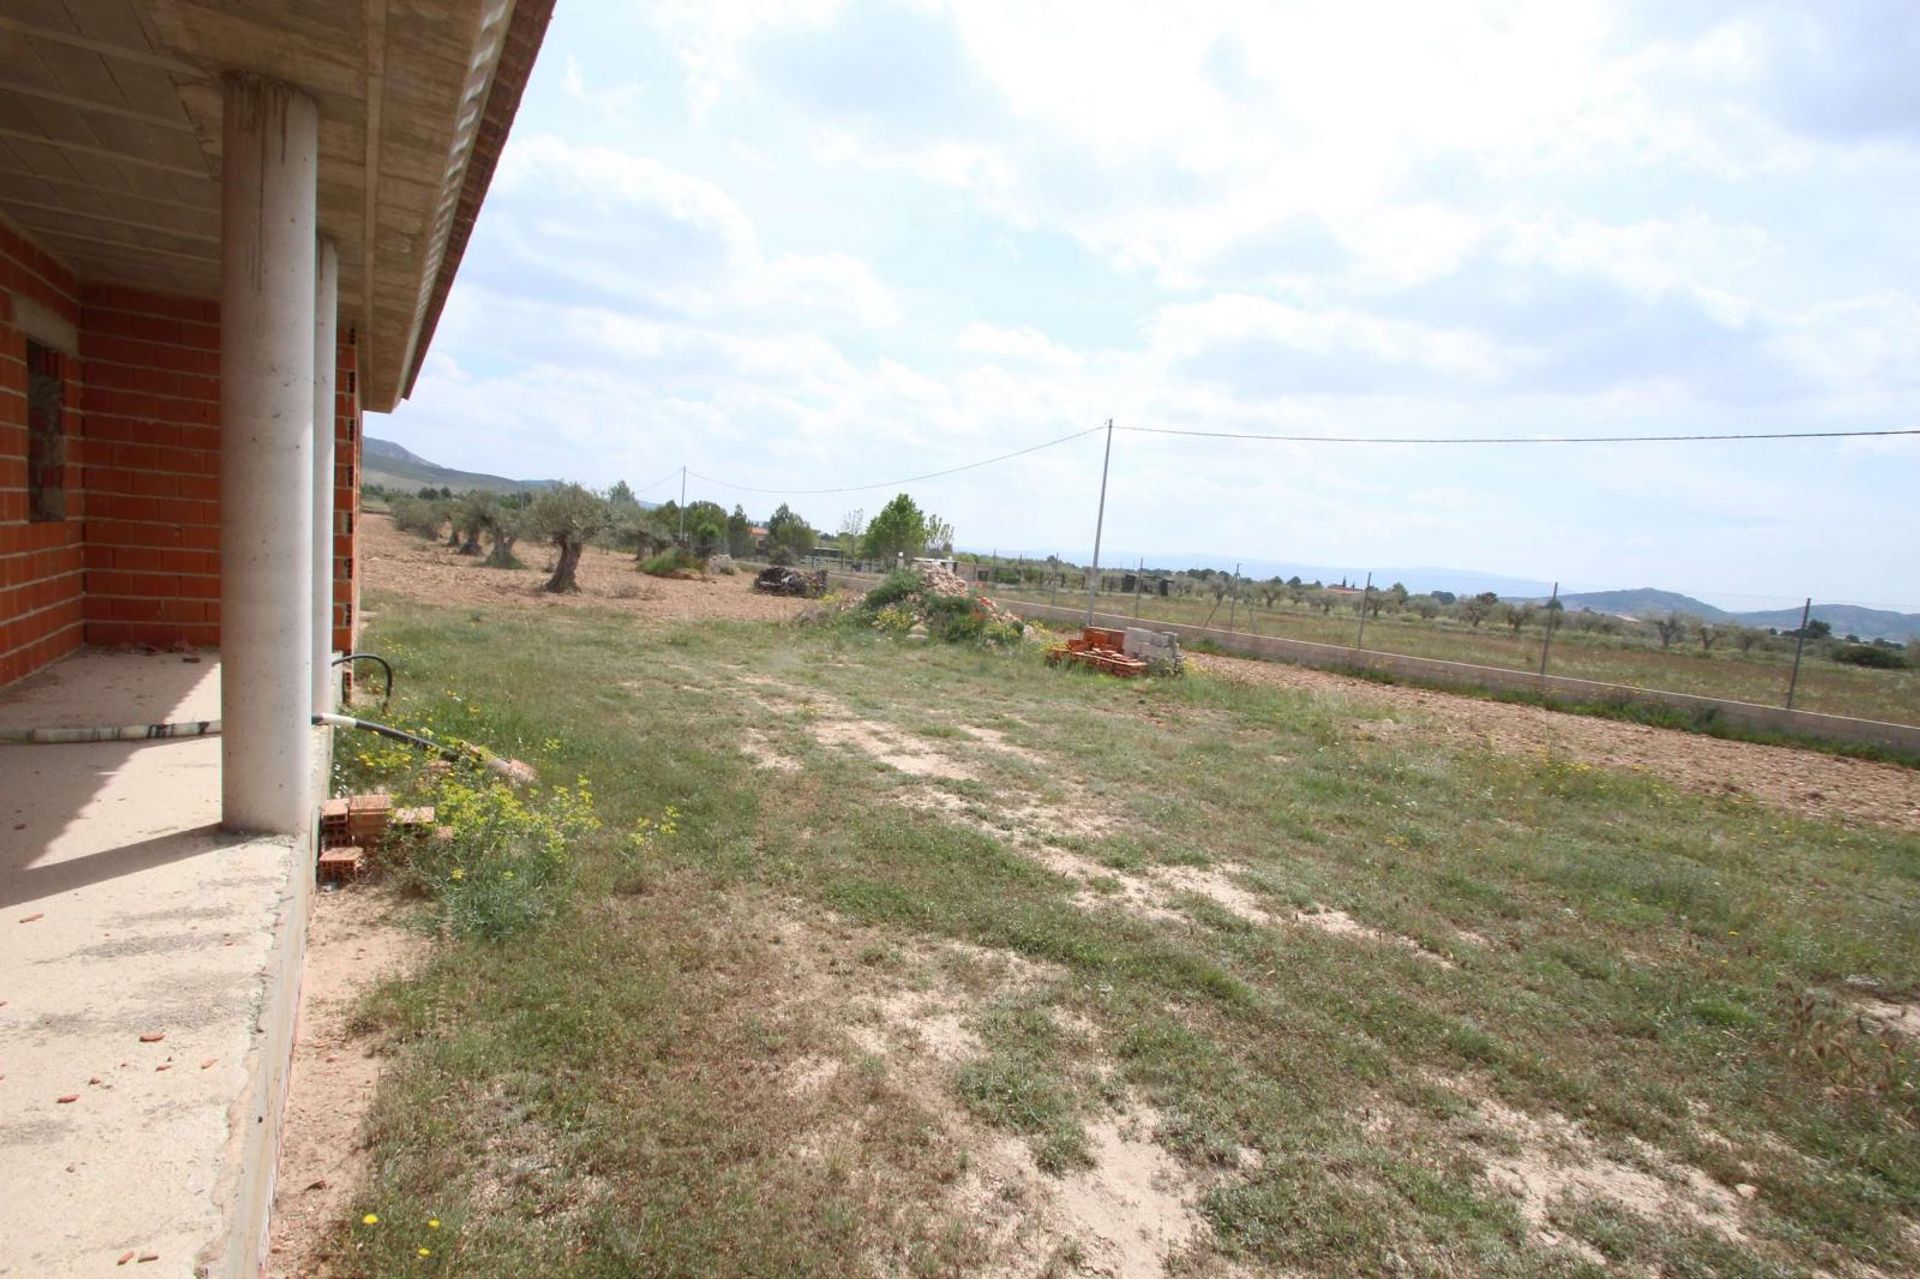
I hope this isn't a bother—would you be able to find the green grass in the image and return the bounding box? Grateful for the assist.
[323,589,1920,1277]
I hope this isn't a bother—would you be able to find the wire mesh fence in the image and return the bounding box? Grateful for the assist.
[815,552,1920,729]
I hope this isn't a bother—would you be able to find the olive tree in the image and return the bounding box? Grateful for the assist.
[621,505,675,560]
[483,497,526,569]
[452,491,496,556]
[1500,601,1536,635]
[523,483,609,593]
[1654,611,1689,649]
[1456,592,1498,629]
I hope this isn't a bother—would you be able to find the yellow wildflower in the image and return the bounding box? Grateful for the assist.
[362,1213,379,1225]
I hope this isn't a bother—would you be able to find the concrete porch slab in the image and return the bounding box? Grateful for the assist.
[1,651,313,1278]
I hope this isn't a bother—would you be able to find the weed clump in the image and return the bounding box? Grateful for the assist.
[405,773,600,941]
[851,564,1027,645]
[640,546,705,578]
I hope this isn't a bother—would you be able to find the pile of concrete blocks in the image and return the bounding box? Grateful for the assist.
[1123,628,1184,676]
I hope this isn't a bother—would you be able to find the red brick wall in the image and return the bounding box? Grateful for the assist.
[78,286,222,651]
[2,216,366,688]
[0,222,85,688]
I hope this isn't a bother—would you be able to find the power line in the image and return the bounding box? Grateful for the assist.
[685,424,1104,496]
[630,467,681,495]
[657,421,1915,503]
[1119,425,1920,444]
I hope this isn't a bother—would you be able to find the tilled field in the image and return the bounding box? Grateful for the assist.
[1187,651,1920,834]
[362,512,809,623]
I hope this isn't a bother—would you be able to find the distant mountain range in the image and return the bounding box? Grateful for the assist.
[363,436,555,495]
[367,436,1920,642]
[1550,589,1920,642]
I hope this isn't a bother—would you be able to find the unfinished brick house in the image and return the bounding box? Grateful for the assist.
[0,2,552,1273]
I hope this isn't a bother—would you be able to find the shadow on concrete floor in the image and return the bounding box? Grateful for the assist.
[0,822,237,911]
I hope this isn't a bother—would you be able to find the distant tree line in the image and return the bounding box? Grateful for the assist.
[384,482,967,595]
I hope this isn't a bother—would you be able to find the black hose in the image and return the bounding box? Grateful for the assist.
[314,713,534,784]
[331,652,393,708]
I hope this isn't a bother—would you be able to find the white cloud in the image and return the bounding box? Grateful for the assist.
[386,0,1920,605]
[1149,293,1524,384]
[493,134,899,328]
[1499,208,1775,304]
[1771,292,1920,389]
[954,323,1083,368]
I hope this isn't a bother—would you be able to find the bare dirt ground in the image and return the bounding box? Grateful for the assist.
[1189,651,1920,834]
[361,512,809,623]
[769,907,1209,1278]
[267,887,424,1278]
[742,670,1457,967]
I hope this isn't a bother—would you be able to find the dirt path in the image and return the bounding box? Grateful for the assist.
[267,888,424,1278]
[1189,651,1920,834]
[361,512,809,623]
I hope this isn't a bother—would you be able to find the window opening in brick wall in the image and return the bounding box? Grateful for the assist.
[26,341,66,522]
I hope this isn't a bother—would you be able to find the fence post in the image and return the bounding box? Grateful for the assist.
[1133,556,1144,619]
[1227,562,1240,633]
[1354,571,1372,649]
[1538,581,1559,676]
[1785,597,1812,710]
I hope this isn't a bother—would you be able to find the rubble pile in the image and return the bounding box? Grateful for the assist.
[916,564,972,599]
[753,565,829,598]
[860,563,1026,640]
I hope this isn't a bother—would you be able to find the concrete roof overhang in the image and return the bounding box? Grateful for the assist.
[0,0,552,411]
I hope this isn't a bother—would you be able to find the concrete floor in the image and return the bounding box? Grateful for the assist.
[0,651,312,1278]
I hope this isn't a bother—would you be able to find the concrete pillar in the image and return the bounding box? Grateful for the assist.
[220,75,319,835]
[311,238,338,714]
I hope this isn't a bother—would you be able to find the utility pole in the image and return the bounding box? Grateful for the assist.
[1786,597,1812,710]
[677,466,687,545]
[1538,581,1559,676]
[1354,571,1373,649]
[1084,419,1113,626]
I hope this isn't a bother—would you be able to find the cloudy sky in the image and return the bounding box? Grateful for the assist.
[382,0,1920,608]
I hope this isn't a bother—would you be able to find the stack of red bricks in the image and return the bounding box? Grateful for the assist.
[316,794,437,883]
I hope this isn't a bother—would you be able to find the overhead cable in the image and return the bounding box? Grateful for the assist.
[1118,425,1920,445]
[685,424,1104,496]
